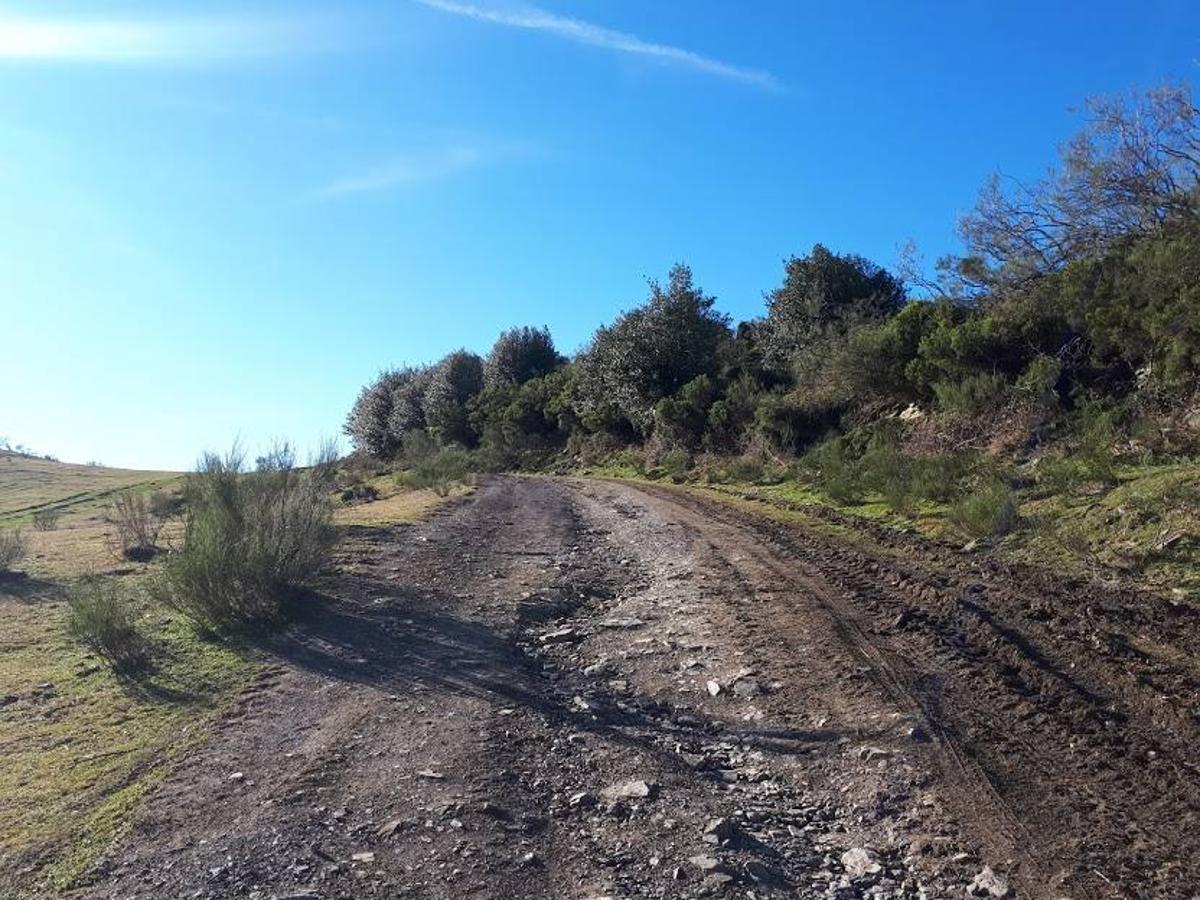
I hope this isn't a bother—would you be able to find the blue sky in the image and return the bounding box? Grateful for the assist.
[2,0,1198,469]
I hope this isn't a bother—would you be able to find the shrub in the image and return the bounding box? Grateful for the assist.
[753,393,844,455]
[158,445,337,628]
[66,578,151,672]
[32,507,62,531]
[659,447,692,482]
[950,482,1019,538]
[106,492,162,561]
[720,457,766,484]
[932,372,1011,417]
[800,436,862,504]
[108,495,161,560]
[396,447,475,497]
[340,483,380,504]
[0,529,25,573]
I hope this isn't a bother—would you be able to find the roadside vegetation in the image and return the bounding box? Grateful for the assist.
[345,82,1200,598]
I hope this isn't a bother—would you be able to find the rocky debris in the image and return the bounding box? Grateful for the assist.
[841,846,883,880]
[967,866,1012,898]
[688,854,726,874]
[731,678,760,698]
[702,817,741,846]
[706,680,722,697]
[540,626,581,645]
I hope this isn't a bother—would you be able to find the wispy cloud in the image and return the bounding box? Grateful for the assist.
[314,143,517,200]
[0,13,345,64]
[413,0,779,91]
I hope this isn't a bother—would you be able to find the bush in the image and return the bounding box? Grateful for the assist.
[66,578,151,672]
[158,445,337,628]
[950,482,1019,538]
[396,447,475,497]
[0,529,25,573]
[719,457,767,484]
[753,393,844,455]
[932,372,1011,417]
[106,492,162,561]
[32,507,62,531]
[659,447,692,482]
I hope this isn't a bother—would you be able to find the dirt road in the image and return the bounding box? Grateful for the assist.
[72,476,1200,899]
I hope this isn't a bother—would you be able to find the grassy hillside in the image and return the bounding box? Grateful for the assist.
[0,452,179,525]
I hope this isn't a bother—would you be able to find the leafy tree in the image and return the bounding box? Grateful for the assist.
[422,351,485,446]
[575,264,731,435]
[485,326,562,388]
[764,245,906,381]
[345,369,411,457]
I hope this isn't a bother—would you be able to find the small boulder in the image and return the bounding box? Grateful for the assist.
[841,847,882,880]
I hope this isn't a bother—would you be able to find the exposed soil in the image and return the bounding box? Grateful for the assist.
[65,475,1200,899]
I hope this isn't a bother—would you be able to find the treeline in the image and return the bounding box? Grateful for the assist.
[346,84,1200,482]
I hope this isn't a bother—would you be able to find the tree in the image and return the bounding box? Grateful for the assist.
[764,245,906,382]
[344,369,411,457]
[575,264,731,435]
[423,351,485,446]
[485,326,562,388]
[954,82,1200,292]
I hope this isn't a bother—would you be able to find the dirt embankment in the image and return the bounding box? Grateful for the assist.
[68,475,1198,899]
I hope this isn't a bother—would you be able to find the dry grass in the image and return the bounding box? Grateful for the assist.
[333,483,471,527]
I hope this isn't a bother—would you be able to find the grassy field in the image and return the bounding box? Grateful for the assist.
[0,454,462,896]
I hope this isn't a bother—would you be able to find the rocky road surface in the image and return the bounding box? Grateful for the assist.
[72,476,1200,899]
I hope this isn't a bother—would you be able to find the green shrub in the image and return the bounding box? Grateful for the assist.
[800,436,862,504]
[158,445,337,628]
[396,447,475,497]
[0,529,25,573]
[32,507,62,531]
[753,393,844,455]
[720,457,766,484]
[66,578,151,672]
[932,372,1010,417]
[950,482,1019,537]
[659,447,692,482]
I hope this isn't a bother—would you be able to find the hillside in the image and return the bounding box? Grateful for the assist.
[0,453,178,526]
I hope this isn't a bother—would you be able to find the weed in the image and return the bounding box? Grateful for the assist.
[65,578,152,672]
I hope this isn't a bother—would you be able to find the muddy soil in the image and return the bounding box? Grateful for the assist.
[67,475,1199,899]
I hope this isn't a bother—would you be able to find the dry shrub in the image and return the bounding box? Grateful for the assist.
[106,493,162,561]
[0,529,25,572]
[32,508,62,531]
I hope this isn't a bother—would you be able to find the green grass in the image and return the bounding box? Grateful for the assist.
[0,581,254,896]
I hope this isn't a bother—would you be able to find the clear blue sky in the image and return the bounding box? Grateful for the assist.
[3,1,1197,469]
